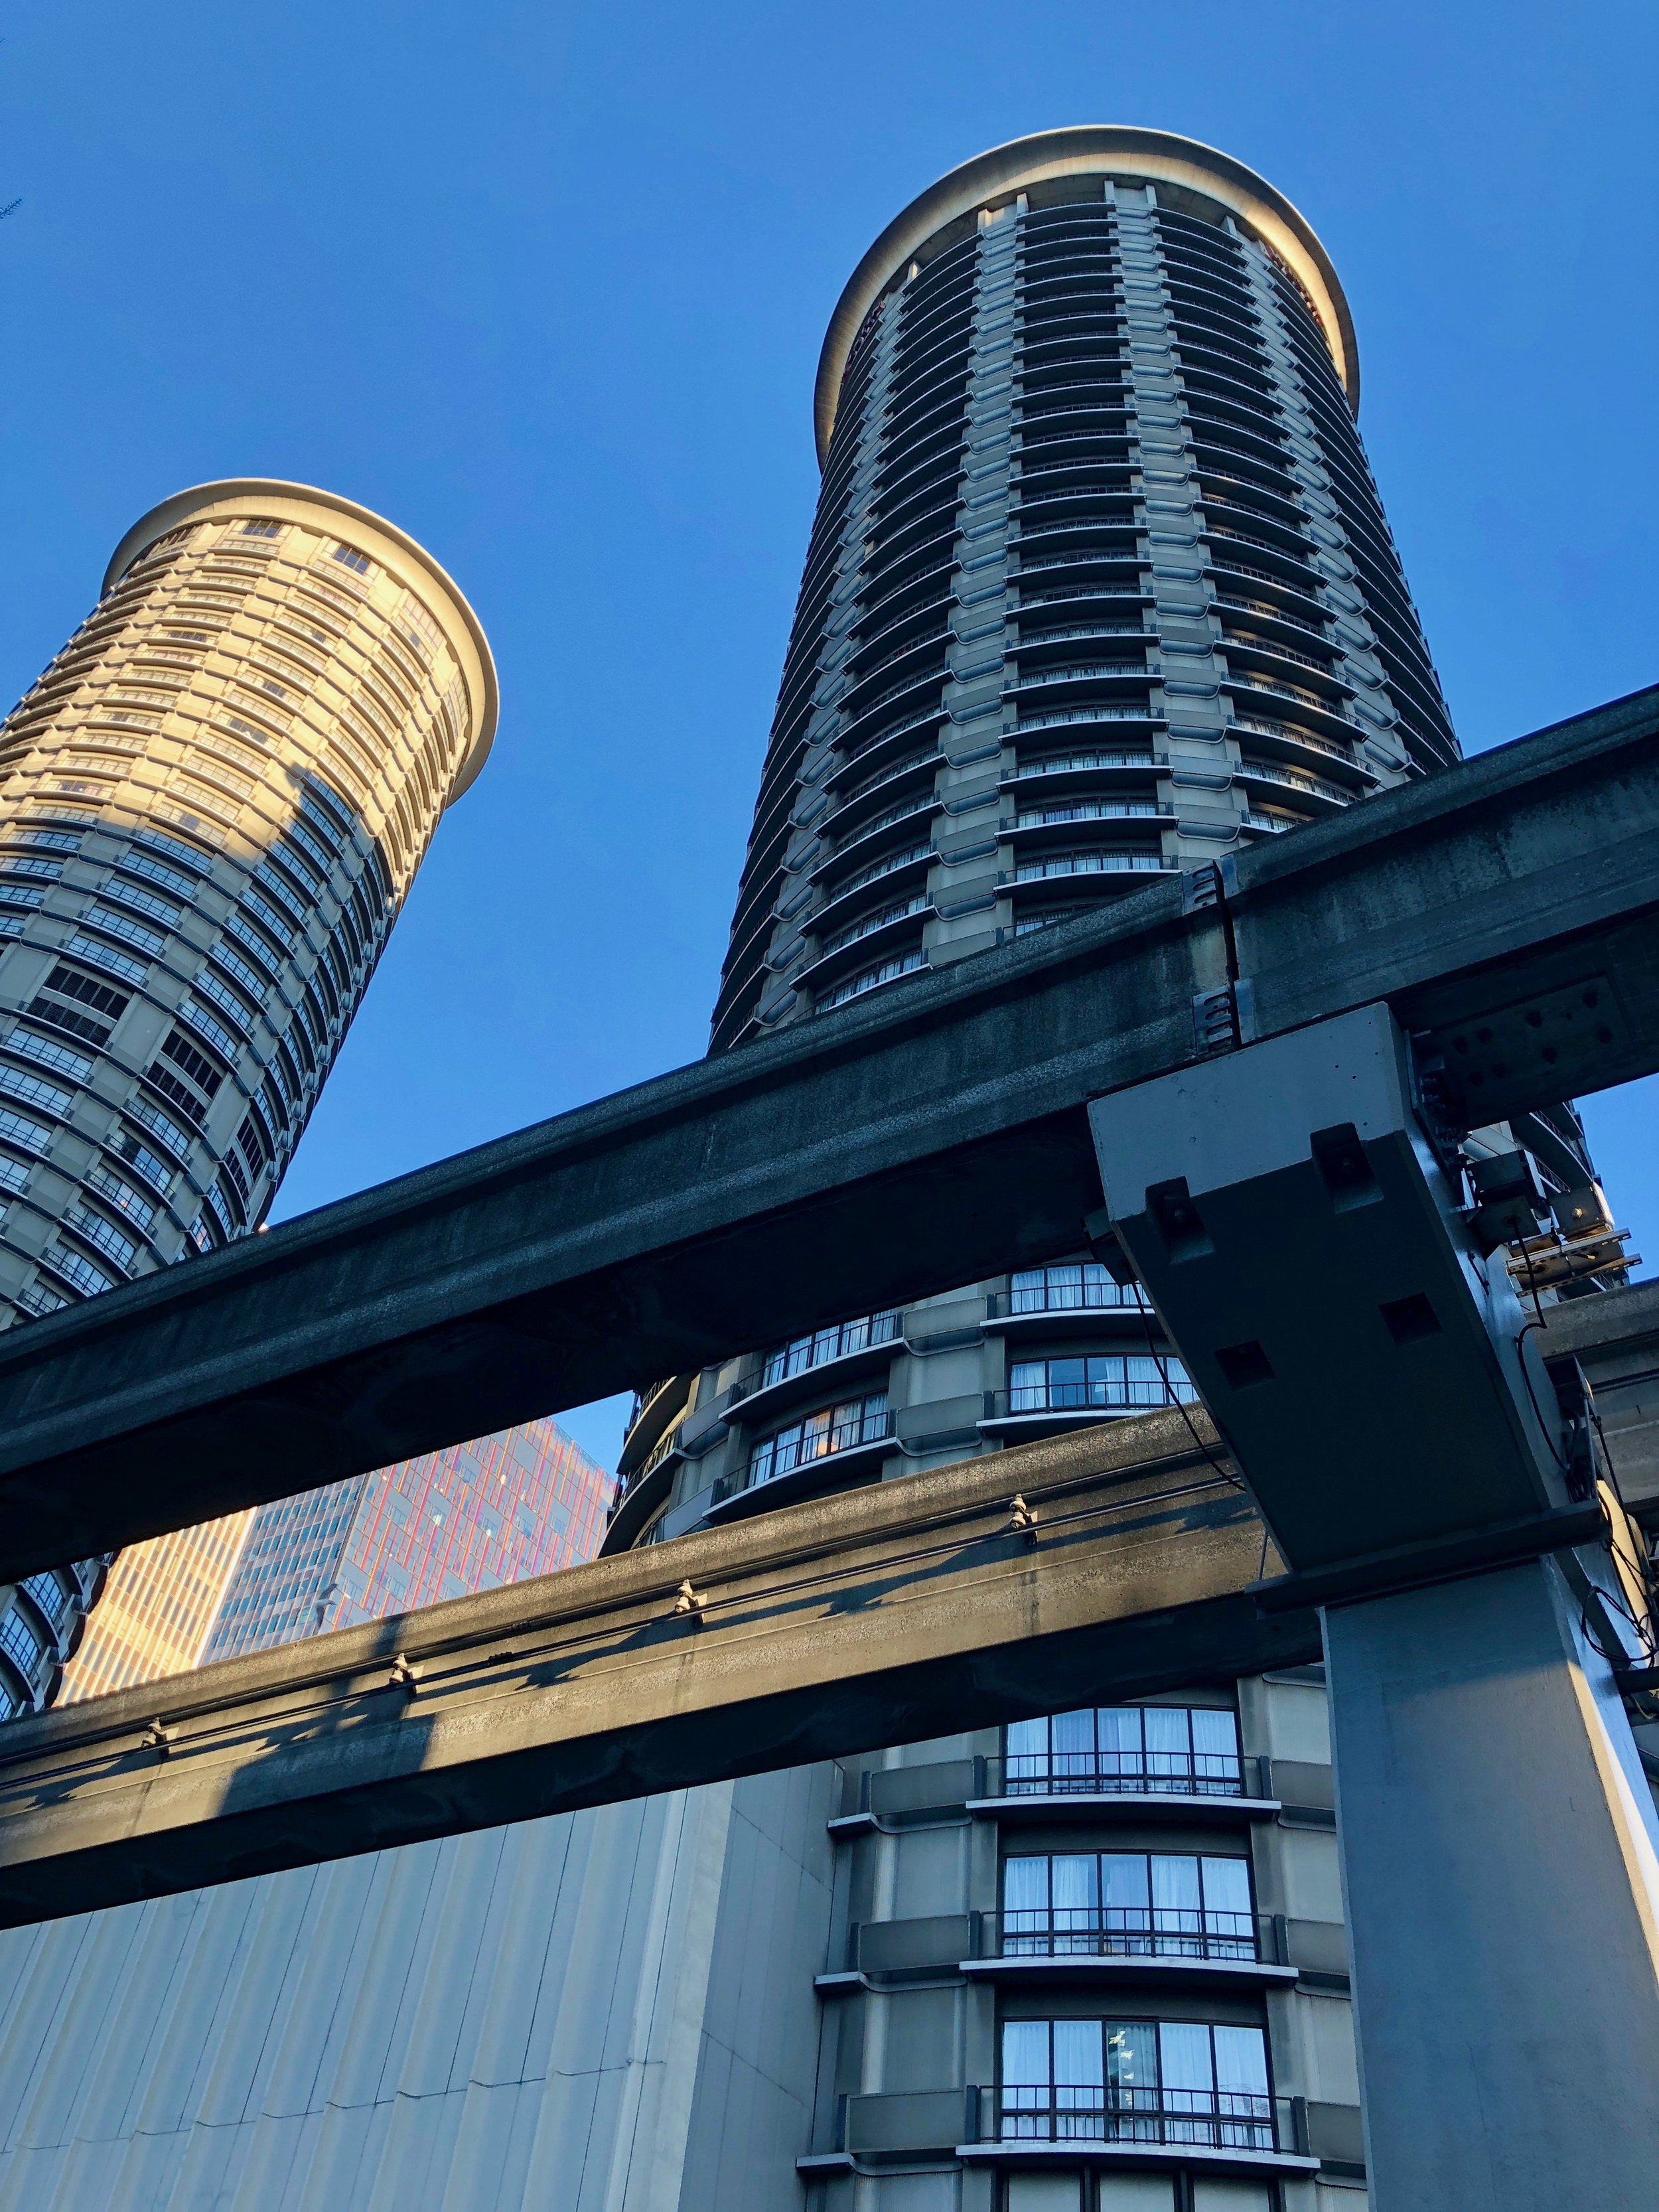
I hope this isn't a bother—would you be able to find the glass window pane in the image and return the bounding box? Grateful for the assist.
[1100,1854,1151,1911]
[1151,1856,1202,1913]
[1097,1706,1142,1783]
[1051,1706,1096,1785]
[1189,1708,1238,1759]
[1003,1857,1050,1912]
[1200,1857,1252,1917]
[1190,1706,1240,1790]
[1003,2019,1051,2087]
[1212,2026,1269,2098]
[1053,2019,1104,2089]
[1050,1855,1098,1912]
[1158,2022,1214,2095]
[1143,1706,1190,1775]
[1007,1716,1048,1765]
[1105,2021,1159,2090]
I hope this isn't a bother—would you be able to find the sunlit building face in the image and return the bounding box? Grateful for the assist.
[0,479,496,1716]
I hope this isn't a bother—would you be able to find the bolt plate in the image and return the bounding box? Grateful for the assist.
[1426,977,1629,1110]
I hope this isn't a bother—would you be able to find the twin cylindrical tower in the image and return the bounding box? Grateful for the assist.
[711,127,1456,1053]
[0,480,497,1712]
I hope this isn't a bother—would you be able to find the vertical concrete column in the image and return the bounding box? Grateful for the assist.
[927,202,1021,972]
[1325,1555,1659,2210]
[1115,184,1240,863]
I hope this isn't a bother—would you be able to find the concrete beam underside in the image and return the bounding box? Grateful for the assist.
[1,685,1658,1580]
[0,1411,1320,1929]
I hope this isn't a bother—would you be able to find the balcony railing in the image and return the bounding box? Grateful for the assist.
[985,1749,1254,1800]
[988,1376,1197,1418]
[982,1906,1262,1962]
[981,2087,1284,2152]
[736,1308,902,1398]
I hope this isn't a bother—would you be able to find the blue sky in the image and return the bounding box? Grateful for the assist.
[1,3,1654,1471]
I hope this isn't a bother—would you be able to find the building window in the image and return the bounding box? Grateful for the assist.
[19,1572,68,1627]
[995,2018,1273,2148]
[1003,1706,1242,1798]
[332,544,372,575]
[747,1391,891,1489]
[0,1605,44,1680]
[1008,1263,1146,1313]
[760,1309,901,1388]
[1000,1850,1256,1959]
[44,1238,117,1297]
[1009,1354,1194,1412]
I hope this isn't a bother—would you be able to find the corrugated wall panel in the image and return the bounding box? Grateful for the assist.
[0,1767,835,2212]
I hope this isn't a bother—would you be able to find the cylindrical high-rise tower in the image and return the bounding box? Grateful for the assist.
[609,129,1516,1557]
[0,479,496,1716]
[711,127,1454,1053]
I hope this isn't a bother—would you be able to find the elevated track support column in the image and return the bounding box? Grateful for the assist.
[1090,1001,1659,2211]
[1324,1557,1659,2207]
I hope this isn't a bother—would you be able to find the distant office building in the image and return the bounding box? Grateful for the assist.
[55,1510,255,1704]
[201,1419,614,1663]
[0,478,498,1718]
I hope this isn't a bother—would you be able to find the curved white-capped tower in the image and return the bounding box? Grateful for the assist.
[0,479,496,1714]
[711,127,1457,1053]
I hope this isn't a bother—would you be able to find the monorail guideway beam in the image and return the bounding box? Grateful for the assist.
[2,682,1659,1582]
[1091,1002,1659,2211]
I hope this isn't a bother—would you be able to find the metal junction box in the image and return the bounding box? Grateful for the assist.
[1088,1003,1568,1571]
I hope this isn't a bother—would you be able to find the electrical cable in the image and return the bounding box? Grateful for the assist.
[1134,1292,1246,1494]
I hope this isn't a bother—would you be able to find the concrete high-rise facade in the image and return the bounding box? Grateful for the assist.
[55,1419,613,1702]
[0,133,1623,2212]
[0,479,498,1720]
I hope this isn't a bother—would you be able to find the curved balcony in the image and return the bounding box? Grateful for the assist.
[964,1909,1297,1993]
[795,898,930,997]
[706,1401,895,1524]
[1009,516,1141,561]
[981,1354,1194,1439]
[822,739,940,810]
[967,2089,1311,2172]
[1224,713,1375,788]
[1001,750,1164,797]
[836,696,950,780]
[1219,642,1353,712]
[820,753,939,843]
[1012,702,1165,745]
[811,842,934,936]
[1011,621,1155,661]
[725,1308,903,1427]
[1211,594,1337,657]
[1220,678,1370,753]
[1204,558,1329,630]
[1014,581,1152,619]
[1232,756,1351,816]
[616,1374,691,1483]
[1007,800,1171,851]
[1199,520,1321,591]
[1013,552,1150,599]
[983,1267,1153,1331]
[810,793,940,884]
[839,638,950,721]
[1005,662,1153,703]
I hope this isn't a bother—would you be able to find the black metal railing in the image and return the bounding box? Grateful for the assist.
[985,1280,1149,1319]
[982,1750,1259,1799]
[979,1907,1262,1962]
[979,2087,1285,2152]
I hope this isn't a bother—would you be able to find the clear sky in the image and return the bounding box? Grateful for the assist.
[1,3,1654,1471]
